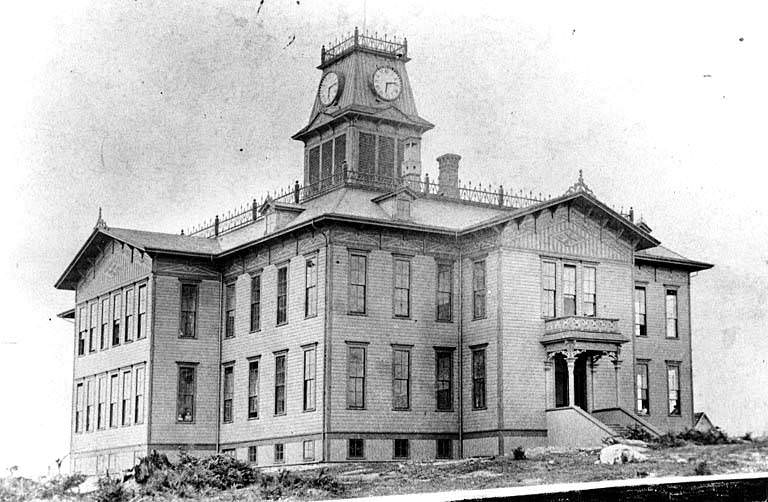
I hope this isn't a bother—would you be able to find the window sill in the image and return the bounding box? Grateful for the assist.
[393,315,411,320]
[346,457,365,461]
[249,329,261,334]
[435,319,454,324]
[248,416,259,421]
[303,408,316,413]
[276,322,288,327]
[668,413,682,418]
[347,407,366,411]
[435,408,454,413]
[176,420,195,425]
[472,316,487,321]
[305,314,318,320]
[347,312,367,317]
[178,336,197,340]
[274,412,287,417]
[392,408,411,412]
[472,407,487,411]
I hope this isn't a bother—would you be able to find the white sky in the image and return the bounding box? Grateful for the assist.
[1,0,766,477]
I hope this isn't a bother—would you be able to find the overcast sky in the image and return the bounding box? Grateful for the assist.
[1,0,766,476]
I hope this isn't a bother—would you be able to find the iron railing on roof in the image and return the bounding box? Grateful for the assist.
[321,27,407,66]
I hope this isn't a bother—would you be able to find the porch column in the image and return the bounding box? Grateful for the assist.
[613,358,622,407]
[566,356,576,407]
[589,356,597,412]
[543,359,553,409]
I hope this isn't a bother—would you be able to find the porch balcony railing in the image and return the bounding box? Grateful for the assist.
[542,315,626,346]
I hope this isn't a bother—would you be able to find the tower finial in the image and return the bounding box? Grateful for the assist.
[565,169,593,196]
[95,207,107,229]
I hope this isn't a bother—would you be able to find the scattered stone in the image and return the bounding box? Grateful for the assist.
[599,444,648,465]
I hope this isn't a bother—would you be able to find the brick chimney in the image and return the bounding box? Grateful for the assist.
[437,153,461,197]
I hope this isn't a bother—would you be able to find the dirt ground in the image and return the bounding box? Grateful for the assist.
[226,440,768,500]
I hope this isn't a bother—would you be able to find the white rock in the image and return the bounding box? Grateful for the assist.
[599,444,648,465]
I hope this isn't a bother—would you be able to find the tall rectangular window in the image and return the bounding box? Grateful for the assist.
[180,283,198,338]
[563,264,577,316]
[436,439,452,459]
[303,440,315,461]
[348,439,364,459]
[97,376,106,429]
[303,346,316,411]
[348,253,367,314]
[435,350,453,411]
[542,262,556,317]
[177,365,196,423]
[472,348,486,410]
[112,294,121,346]
[248,446,258,464]
[334,134,346,174]
[274,444,285,463]
[321,139,333,180]
[225,283,236,338]
[308,145,320,184]
[86,380,94,431]
[393,438,409,459]
[250,274,261,332]
[634,287,647,337]
[347,345,365,409]
[134,367,145,424]
[75,382,83,433]
[100,298,109,350]
[436,263,453,321]
[274,353,286,415]
[248,359,259,419]
[583,266,596,316]
[393,258,411,317]
[472,260,486,319]
[392,347,410,410]
[358,132,376,175]
[667,364,681,415]
[305,255,317,318]
[276,265,288,325]
[666,289,678,338]
[89,303,97,353]
[378,135,395,178]
[121,371,131,426]
[636,362,649,415]
[223,365,234,423]
[77,306,87,356]
[109,374,118,428]
[124,288,134,342]
[137,284,147,339]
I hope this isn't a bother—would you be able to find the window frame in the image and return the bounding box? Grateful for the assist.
[112,293,121,346]
[471,346,487,410]
[303,345,317,412]
[276,264,289,326]
[635,286,647,337]
[393,256,411,318]
[393,438,410,460]
[250,273,261,332]
[635,361,650,416]
[667,362,682,416]
[176,363,197,424]
[121,370,132,426]
[100,298,110,350]
[179,282,199,339]
[134,366,145,424]
[435,349,454,412]
[665,289,679,339]
[77,306,87,356]
[222,364,234,423]
[436,438,453,459]
[346,343,366,410]
[305,254,318,318]
[348,252,367,315]
[109,373,119,428]
[436,262,453,322]
[137,283,147,339]
[75,382,84,433]
[89,302,98,353]
[392,346,411,411]
[274,443,285,464]
[247,358,260,420]
[124,287,134,343]
[86,379,94,432]
[248,445,258,464]
[274,351,287,416]
[563,264,577,316]
[582,266,596,317]
[303,440,315,461]
[225,282,236,338]
[347,438,365,460]
[541,261,557,318]
[472,260,487,320]
[97,375,106,430]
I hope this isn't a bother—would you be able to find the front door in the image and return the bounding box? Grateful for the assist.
[554,353,589,409]
[574,354,588,410]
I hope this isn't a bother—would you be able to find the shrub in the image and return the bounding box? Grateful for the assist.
[694,461,712,476]
[35,472,87,498]
[512,446,526,460]
[623,424,655,443]
[94,474,133,502]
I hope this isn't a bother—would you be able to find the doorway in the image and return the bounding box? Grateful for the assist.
[554,353,588,409]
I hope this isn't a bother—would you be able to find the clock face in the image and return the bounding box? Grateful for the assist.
[372,67,402,101]
[318,72,341,106]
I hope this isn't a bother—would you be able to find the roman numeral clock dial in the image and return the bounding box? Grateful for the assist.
[318,71,342,106]
[372,66,402,101]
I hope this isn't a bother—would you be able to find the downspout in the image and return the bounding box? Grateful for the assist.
[146,270,157,453]
[456,231,463,458]
[312,218,332,462]
[215,266,224,453]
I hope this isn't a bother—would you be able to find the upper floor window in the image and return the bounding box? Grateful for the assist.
[177,364,196,423]
[137,284,147,339]
[542,262,556,318]
[435,349,453,411]
[180,283,198,338]
[97,376,106,429]
[666,289,678,338]
[303,346,316,411]
[305,255,317,318]
[472,260,486,319]
[635,362,649,415]
[634,287,647,337]
[248,359,259,419]
[396,198,411,220]
[563,264,577,316]
[392,347,411,410]
[125,288,134,343]
[393,258,411,317]
[347,344,366,409]
[222,365,234,423]
[100,298,109,350]
[121,371,132,426]
[134,367,145,424]
[77,307,87,356]
[86,380,94,431]
[472,348,487,410]
[74,382,83,433]
[225,283,236,338]
[583,267,596,316]
[89,303,98,353]
[348,253,367,314]
[667,363,681,415]
[109,374,118,428]
[274,352,287,415]
[436,263,453,321]
[250,274,261,332]
[112,294,121,346]
[276,265,288,325]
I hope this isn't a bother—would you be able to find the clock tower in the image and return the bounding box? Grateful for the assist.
[292,28,434,189]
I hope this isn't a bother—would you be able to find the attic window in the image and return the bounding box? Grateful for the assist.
[265,211,276,234]
[396,198,411,220]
